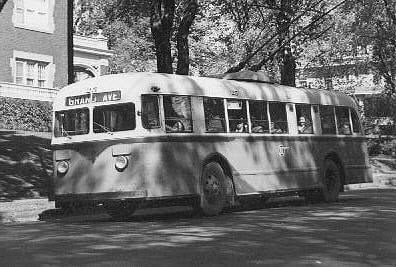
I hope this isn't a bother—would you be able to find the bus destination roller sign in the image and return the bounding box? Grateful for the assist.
[66,90,121,106]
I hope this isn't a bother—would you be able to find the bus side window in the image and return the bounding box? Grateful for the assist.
[142,95,161,129]
[249,100,269,133]
[351,109,361,134]
[203,97,226,133]
[336,106,352,135]
[227,99,248,133]
[269,102,288,134]
[163,95,193,133]
[296,104,313,134]
[320,105,336,135]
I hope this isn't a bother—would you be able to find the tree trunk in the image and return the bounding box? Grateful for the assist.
[277,0,296,86]
[151,0,175,73]
[0,0,8,12]
[176,0,198,75]
[280,46,296,86]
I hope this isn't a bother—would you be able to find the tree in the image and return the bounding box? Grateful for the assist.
[353,0,396,120]
[150,0,175,73]
[175,0,199,75]
[219,0,347,86]
[0,0,7,12]
[74,0,199,74]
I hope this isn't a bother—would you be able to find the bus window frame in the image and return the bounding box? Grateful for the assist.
[268,101,289,134]
[320,105,337,135]
[249,100,270,134]
[203,97,227,133]
[350,108,362,135]
[295,103,314,135]
[335,106,352,135]
[226,98,249,133]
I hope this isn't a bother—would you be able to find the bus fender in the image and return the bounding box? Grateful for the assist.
[322,151,346,192]
[200,153,236,206]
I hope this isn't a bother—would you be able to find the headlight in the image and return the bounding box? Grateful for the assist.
[115,156,128,171]
[57,161,69,174]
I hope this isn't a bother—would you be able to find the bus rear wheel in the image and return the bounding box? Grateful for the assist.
[321,160,341,202]
[104,201,136,220]
[198,162,228,216]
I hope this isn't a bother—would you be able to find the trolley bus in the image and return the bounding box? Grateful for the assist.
[50,72,372,218]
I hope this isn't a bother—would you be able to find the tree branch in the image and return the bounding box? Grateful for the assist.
[226,0,327,73]
[0,0,8,12]
[248,0,346,71]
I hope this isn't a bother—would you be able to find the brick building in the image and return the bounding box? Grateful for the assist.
[0,0,69,101]
[0,0,112,133]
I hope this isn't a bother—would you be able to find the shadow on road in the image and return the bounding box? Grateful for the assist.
[1,189,395,266]
[0,131,52,201]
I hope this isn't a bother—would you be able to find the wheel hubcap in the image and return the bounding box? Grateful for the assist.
[204,174,221,203]
[326,169,338,192]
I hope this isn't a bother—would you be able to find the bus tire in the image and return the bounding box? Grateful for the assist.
[104,202,136,220]
[198,162,228,216]
[321,160,341,202]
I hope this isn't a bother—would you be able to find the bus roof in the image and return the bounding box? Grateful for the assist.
[54,72,357,109]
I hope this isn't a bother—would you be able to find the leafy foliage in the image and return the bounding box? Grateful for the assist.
[0,98,52,132]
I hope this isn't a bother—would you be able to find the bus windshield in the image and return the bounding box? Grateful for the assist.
[93,103,136,133]
[54,108,89,137]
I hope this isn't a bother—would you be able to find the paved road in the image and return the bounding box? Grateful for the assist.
[0,189,395,266]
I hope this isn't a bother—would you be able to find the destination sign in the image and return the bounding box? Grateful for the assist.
[66,90,121,106]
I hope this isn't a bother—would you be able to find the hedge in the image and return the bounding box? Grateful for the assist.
[0,97,52,132]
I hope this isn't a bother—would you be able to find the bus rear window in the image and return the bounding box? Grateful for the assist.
[320,106,336,135]
[351,109,361,133]
[54,108,89,137]
[93,103,135,133]
[336,106,352,135]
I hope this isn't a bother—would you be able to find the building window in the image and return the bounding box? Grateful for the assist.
[13,0,54,33]
[14,59,49,88]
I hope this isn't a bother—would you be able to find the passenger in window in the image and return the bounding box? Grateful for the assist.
[270,121,283,134]
[298,116,313,134]
[339,119,351,135]
[166,120,185,132]
[235,122,248,133]
[252,124,265,133]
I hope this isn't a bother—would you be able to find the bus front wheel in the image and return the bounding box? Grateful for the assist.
[321,160,341,202]
[198,162,228,216]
